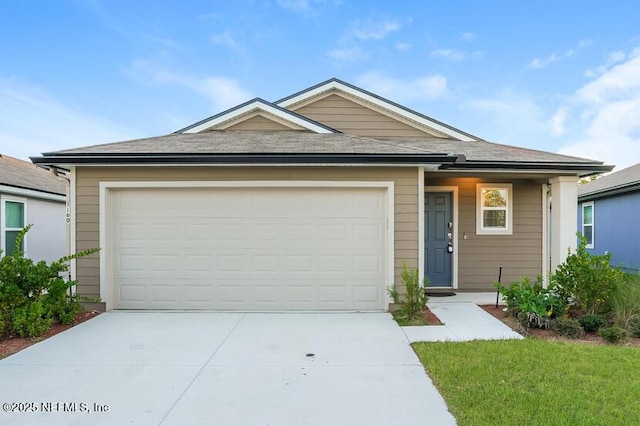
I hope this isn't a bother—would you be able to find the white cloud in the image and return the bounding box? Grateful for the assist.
[276,0,316,16]
[529,39,592,69]
[124,59,252,111]
[0,78,139,161]
[327,45,369,65]
[210,30,240,50]
[328,15,405,65]
[350,17,402,40]
[430,49,466,61]
[356,72,448,102]
[584,50,631,78]
[275,0,341,16]
[429,49,484,61]
[550,107,567,137]
[461,89,548,146]
[395,42,411,51]
[558,47,640,170]
[460,32,476,42]
[529,53,558,69]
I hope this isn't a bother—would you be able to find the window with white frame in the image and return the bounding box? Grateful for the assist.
[582,202,594,249]
[3,199,26,256]
[476,183,513,235]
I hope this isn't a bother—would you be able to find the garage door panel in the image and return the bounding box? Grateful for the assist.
[111,187,387,310]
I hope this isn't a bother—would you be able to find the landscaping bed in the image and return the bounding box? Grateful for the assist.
[479,304,640,346]
[0,310,100,359]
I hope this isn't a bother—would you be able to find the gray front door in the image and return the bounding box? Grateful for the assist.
[425,192,453,287]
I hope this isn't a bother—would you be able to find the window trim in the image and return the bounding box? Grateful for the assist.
[1,196,27,256]
[476,183,513,235]
[582,201,594,249]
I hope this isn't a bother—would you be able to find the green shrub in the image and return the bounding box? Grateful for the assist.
[0,313,5,339]
[579,314,607,333]
[0,225,99,337]
[607,273,640,329]
[50,294,82,325]
[599,325,629,344]
[552,317,585,338]
[629,315,640,338]
[495,276,565,328]
[11,301,52,338]
[388,261,429,321]
[551,235,624,315]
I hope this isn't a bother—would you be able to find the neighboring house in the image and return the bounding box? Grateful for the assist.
[0,154,67,262]
[578,162,640,273]
[32,78,612,311]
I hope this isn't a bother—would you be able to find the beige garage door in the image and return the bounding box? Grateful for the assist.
[110,186,387,310]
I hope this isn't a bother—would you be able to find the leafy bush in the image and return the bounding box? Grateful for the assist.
[607,273,640,329]
[388,261,429,321]
[551,235,624,315]
[578,314,607,333]
[599,325,629,344]
[552,317,585,339]
[629,316,640,338]
[0,225,99,337]
[496,276,565,328]
[0,313,5,339]
[11,301,52,338]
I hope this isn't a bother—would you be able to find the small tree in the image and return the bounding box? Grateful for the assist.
[388,261,429,320]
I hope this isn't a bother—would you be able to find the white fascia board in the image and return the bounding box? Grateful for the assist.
[0,184,65,202]
[278,80,476,142]
[182,100,334,134]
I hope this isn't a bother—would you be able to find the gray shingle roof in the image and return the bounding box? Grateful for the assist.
[48,132,447,155]
[0,154,65,195]
[46,131,599,165]
[578,162,640,199]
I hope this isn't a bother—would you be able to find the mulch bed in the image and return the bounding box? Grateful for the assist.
[0,310,101,359]
[478,304,640,346]
[423,306,444,325]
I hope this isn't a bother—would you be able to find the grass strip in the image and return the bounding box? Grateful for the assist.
[413,339,640,426]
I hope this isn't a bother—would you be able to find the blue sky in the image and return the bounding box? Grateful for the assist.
[1,1,639,171]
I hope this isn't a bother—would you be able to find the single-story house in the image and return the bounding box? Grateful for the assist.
[0,154,67,262]
[32,78,612,311]
[578,162,640,273]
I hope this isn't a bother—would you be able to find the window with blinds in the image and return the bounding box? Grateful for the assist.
[4,200,25,256]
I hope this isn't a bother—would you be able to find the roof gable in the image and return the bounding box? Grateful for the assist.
[177,98,336,134]
[277,78,478,142]
[290,93,451,139]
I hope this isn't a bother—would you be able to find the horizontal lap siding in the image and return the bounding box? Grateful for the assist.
[223,115,300,131]
[426,176,543,290]
[293,94,443,139]
[74,166,419,298]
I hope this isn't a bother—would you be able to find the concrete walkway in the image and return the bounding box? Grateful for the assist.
[402,292,523,343]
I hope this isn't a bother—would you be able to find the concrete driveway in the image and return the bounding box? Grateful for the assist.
[0,312,455,425]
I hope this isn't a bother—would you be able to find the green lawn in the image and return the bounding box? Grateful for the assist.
[413,339,640,426]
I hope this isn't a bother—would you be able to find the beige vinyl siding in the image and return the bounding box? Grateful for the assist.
[425,176,543,290]
[222,114,304,131]
[291,94,445,139]
[74,166,420,298]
